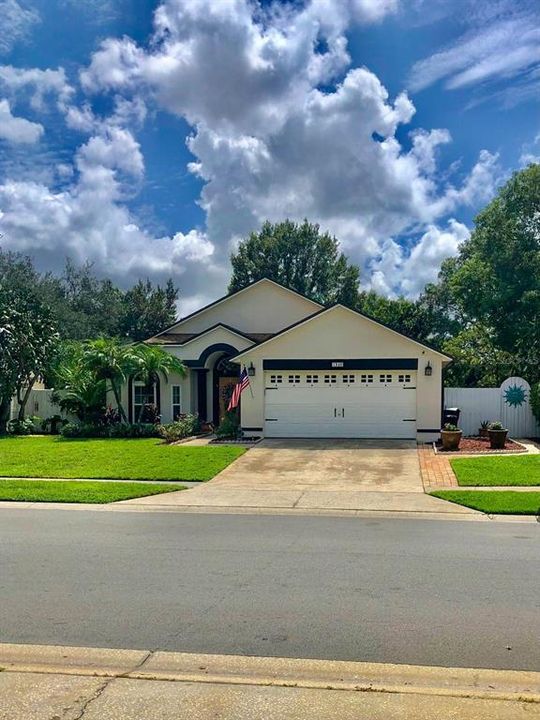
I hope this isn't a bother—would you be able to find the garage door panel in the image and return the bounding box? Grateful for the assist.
[264,370,416,439]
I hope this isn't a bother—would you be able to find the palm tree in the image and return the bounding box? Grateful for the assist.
[82,339,139,422]
[132,344,186,422]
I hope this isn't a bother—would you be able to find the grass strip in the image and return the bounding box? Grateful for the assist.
[0,479,183,503]
[450,455,540,486]
[0,436,245,481]
[431,490,540,515]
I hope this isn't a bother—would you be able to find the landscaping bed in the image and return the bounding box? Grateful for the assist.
[431,490,540,515]
[0,479,182,504]
[450,454,540,486]
[434,436,526,454]
[0,436,245,481]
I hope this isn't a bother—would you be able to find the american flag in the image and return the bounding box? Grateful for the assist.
[227,367,250,411]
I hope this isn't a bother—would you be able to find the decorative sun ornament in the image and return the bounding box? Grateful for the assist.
[503,384,527,408]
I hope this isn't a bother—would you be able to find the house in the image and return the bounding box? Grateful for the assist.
[123,278,451,441]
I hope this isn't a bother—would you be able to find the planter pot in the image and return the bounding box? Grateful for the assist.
[488,429,508,449]
[441,430,462,451]
[478,428,489,438]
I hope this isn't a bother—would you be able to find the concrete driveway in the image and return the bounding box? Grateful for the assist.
[124,439,478,516]
[211,439,423,492]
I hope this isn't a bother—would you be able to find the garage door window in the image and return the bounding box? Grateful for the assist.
[342,374,355,383]
[379,374,392,383]
[288,375,300,384]
[324,374,337,384]
[398,374,412,383]
[306,374,319,384]
[360,374,374,383]
[270,375,283,384]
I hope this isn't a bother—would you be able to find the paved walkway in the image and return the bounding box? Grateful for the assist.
[123,439,477,515]
[1,642,538,719]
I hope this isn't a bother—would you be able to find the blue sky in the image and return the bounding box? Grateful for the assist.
[0,0,538,313]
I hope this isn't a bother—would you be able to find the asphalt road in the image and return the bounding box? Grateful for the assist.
[1,510,539,671]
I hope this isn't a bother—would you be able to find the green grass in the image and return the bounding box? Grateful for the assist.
[450,455,540,486]
[0,479,182,504]
[431,490,540,515]
[0,436,245,481]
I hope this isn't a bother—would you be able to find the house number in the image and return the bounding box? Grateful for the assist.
[331,362,344,368]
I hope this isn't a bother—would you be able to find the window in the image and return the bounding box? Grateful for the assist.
[360,374,374,383]
[306,374,319,384]
[379,374,392,383]
[288,375,300,384]
[324,374,337,384]
[398,374,412,383]
[172,385,182,420]
[342,374,355,383]
[270,374,283,384]
[133,381,156,421]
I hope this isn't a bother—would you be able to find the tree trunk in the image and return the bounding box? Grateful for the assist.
[0,397,11,435]
[111,381,128,422]
[17,376,36,421]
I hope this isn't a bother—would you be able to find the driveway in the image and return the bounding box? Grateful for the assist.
[124,439,478,516]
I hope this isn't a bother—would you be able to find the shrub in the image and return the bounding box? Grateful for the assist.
[108,423,159,438]
[443,423,460,432]
[8,416,43,435]
[43,414,65,435]
[158,414,201,443]
[215,413,240,439]
[488,421,506,431]
[60,422,160,439]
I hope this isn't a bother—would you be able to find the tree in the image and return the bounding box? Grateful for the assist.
[229,220,361,306]
[82,339,140,422]
[429,164,540,383]
[119,279,178,341]
[132,344,186,421]
[0,285,59,433]
[51,343,107,422]
[0,250,180,341]
[357,291,443,345]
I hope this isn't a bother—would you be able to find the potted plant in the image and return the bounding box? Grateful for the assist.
[478,420,490,438]
[441,423,462,451]
[488,421,508,449]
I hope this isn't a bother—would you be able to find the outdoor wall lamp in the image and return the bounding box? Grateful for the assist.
[247,362,256,377]
[424,361,433,377]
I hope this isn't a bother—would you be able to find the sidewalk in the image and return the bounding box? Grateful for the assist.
[1,642,539,719]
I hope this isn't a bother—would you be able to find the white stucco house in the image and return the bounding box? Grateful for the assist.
[122,278,451,442]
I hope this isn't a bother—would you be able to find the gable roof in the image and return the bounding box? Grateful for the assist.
[148,277,323,341]
[233,303,452,362]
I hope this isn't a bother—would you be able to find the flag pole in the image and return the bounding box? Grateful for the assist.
[245,365,254,398]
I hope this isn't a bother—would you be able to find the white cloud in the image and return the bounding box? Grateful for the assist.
[0,0,40,56]
[0,129,218,296]
[369,220,470,297]
[0,99,43,143]
[0,0,502,305]
[408,10,540,96]
[0,65,73,111]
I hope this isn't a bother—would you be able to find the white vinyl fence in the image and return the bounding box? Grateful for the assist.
[444,377,539,438]
[10,388,67,422]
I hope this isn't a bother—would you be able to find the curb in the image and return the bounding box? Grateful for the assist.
[0,643,539,704]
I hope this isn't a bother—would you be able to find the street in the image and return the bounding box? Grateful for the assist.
[0,509,539,671]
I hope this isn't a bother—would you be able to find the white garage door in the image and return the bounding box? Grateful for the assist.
[264,370,417,438]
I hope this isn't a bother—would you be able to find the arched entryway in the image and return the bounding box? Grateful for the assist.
[212,356,239,426]
[193,343,240,425]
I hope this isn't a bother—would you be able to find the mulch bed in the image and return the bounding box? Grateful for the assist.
[434,436,527,455]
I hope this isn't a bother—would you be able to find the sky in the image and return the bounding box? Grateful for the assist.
[0,0,538,315]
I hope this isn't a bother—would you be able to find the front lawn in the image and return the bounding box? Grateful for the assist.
[431,490,540,515]
[0,479,182,504]
[450,455,540,486]
[0,436,245,481]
